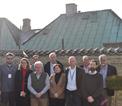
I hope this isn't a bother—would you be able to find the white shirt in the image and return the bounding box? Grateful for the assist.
[88,70,97,75]
[50,63,55,75]
[66,66,77,91]
[99,65,108,88]
[83,66,89,73]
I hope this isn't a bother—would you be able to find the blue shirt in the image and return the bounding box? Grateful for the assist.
[99,65,108,88]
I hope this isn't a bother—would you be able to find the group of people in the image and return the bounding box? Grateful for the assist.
[0,52,117,106]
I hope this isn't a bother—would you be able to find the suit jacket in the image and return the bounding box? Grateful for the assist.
[65,67,83,97]
[79,65,88,74]
[49,73,66,99]
[0,63,18,92]
[97,64,117,96]
[44,60,63,76]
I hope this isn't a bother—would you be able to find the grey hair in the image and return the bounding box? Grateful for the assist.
[6,52,15,57]
[34,61,44,71]
[49,52,56,58]
[98,54,107,61]
[68,56,76,63]
[82,55,89,61]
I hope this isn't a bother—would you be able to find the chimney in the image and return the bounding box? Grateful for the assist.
[66,3,77,15]
[22,18,31,32]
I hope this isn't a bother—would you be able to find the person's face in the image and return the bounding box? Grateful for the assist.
[21,60,27,69]
[83,57,90,66]
[35,64,42,72]
[100,57,107,66]
[33,56,39,62]
[6,55,14,64]
[69,57,76,67]
[49,54,56,63]
[89,61,97,71]
[54,65,61,74]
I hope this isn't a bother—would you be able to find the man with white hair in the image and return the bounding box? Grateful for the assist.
[28,61,50,106]
[44,52,63,76]
[80,55,90,74]
[97,54,117,106]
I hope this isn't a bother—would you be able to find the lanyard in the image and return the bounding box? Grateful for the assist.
[69,70,76,80]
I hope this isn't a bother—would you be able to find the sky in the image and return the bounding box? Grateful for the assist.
[0,0,121,29]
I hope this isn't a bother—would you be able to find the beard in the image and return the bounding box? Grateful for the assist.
[89,67,96,71]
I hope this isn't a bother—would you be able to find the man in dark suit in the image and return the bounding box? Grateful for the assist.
[65,56,83,106]
[80,55,90,74]
[0,52,18,106]
[44,52,63,76]
[97,54,117,106]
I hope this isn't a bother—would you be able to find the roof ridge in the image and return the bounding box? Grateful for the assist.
[23,14,64,44]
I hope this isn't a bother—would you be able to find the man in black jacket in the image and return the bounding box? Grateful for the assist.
[80,55,90,74]
[44,52,63,76]
[65,56,83,106]
[97,54,117,106]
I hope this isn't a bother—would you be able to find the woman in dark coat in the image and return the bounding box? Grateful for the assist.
[15,58,32,106]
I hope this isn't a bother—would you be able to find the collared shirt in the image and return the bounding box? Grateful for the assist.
[35,72,41,79]
[88,70,97,75]
[83,66,89,73]
[99,65,108,88]
[50,63,55,75]
[27,72,50,95]
[66,66,77,91]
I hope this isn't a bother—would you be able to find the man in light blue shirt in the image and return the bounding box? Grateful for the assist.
[98,54,117,106]
[28,61,50,106]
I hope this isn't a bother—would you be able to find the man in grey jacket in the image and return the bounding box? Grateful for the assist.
[0,52,17,106]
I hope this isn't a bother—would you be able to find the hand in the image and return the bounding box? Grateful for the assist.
[54,93,58,98]
[87,96,94,103]
[38,92,43,97]
[36,93,40,98]
[20,91,26,97]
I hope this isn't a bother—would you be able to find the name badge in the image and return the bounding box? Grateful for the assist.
[8,74,12,79]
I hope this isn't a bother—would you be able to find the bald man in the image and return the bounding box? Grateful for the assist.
[65,56,83,106]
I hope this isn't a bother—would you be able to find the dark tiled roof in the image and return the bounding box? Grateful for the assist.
[0,47,122,57]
